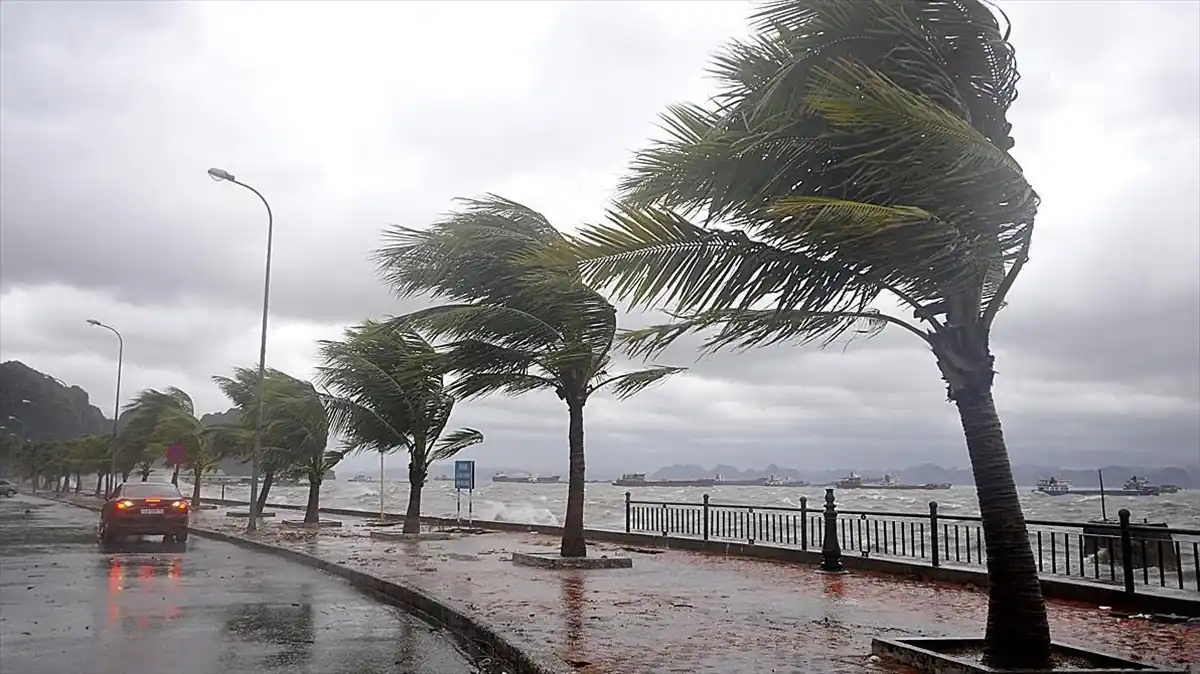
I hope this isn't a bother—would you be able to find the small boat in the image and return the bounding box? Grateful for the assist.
[612,473,716,487]
[1159,484,1182,494]
[348,475,375,483]
[1035,477,1072,495]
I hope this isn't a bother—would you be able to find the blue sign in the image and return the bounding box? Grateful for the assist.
[454,460,475,490]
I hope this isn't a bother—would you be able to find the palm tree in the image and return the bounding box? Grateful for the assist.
[213,367,298,514]
[316,320,483,533]
[373,196,683,556]
[220,366,345,520]
[122,388,247,507]
[562,0,1045,666]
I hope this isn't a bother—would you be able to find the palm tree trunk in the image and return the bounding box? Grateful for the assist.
[956,388,1051,668]
[256,469,274,513]
[94,474,103,496]
[404,460,424,534]
[191,468,203,508]
[74,472,82,493]
[560,399,587,558]
[304,474,322,524]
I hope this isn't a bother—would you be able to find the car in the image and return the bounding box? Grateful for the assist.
[0,479,17,497]
[100,481,189,545]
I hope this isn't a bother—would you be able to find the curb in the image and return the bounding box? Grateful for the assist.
[36,495,574,674]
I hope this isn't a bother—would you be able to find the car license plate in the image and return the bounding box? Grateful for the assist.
[141,508,164,515]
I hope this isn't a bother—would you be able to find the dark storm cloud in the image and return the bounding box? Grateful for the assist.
[1,1,1197,473]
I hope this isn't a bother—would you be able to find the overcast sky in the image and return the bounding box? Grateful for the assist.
[2,1,1197,476]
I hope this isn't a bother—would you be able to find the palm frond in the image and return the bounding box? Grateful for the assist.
[430,428,484,463]
[619,307,906,360]
[392,304,563,352]
[446,372,558,400]
[590,366,685,400]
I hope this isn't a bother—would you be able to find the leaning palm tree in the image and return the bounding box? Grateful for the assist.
[122,388,247,507]
[257,373,344,524]
[374,196,684,557]
[316,320,483,533]
[213,367,300,513]
[563,0,1045,667]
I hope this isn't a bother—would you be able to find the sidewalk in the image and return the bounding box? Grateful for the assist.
[182,503,1196,674]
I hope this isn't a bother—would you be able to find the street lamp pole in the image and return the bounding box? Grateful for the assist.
[86,319,123,497]
[208,167,273,533]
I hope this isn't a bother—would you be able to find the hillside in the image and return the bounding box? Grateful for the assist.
[0,360,110,441]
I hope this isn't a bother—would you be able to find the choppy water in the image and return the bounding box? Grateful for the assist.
[194,480,1200,531]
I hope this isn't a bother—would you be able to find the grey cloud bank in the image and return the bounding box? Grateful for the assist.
[1,0,1197,477]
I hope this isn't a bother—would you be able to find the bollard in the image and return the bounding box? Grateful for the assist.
[929,501,940,568]
[1118,508,1135,594]
[860,513,870,557]
[820,488,843,572]
[800,496,808,550]
[624,491,631,533]
[702,494,710,541]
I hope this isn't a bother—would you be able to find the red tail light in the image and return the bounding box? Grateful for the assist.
[171,501,188,511]
[144,498,161,504]
[115,500,134,509]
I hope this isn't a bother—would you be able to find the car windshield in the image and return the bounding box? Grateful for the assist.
[120,483,182,499]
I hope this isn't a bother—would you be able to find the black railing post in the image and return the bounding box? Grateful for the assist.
[800,496,809,550]
[702,494,710,541]
[820,488,843,572]
[624,491,631,533]
[929,501,940,568]
[1118,508,1135,594]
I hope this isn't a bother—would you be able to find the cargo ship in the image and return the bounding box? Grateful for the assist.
[1035,475,1163,496]
[491,473,562,484]
[836,473,951,490]
[613,473,716,487]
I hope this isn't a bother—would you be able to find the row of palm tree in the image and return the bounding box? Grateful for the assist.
[360,0,1050,668]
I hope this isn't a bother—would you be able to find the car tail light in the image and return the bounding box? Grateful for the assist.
[171,501,188,511]
[144,498,161,504]
[116,500,134,509]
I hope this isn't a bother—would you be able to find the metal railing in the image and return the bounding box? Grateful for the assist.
[624,489,1200,596]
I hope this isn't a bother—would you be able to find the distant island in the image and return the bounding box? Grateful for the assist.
[644,463,1199,489]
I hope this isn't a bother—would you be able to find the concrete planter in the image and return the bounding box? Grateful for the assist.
[280,519,343,529]
[368,530,455,541]
[871,637,1187,673]
[511,551,633,569]
[224,511,276,518]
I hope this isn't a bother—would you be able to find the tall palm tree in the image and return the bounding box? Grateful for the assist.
[252,371,344,524]
[316,321,483,533]
[374,196,683,557]
[122,388,247,507]
[213,367,299,513]
[562,0,1045,666]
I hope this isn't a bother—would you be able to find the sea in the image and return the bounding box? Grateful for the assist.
[192,479,1200,531]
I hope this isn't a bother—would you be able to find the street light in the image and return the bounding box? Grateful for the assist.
[87,318,124,497]
[208,166,274,533]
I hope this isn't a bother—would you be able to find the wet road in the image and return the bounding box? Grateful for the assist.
[0,496,492,674]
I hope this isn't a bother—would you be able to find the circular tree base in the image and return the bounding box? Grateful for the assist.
[369,530,456,541]
[871,637,1186,673]
[280,519,343,529]
[511,551,633,569]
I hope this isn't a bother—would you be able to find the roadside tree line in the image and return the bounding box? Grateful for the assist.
[4,1,1052,667]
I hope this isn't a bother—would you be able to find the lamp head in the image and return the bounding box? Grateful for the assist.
[207,167,235,182]
[86,319,101,326]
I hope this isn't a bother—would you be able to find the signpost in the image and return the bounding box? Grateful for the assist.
[454,460,475,525]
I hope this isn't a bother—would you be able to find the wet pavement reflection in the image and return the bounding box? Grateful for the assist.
[180,506,1198,674]
[0,496,493,674]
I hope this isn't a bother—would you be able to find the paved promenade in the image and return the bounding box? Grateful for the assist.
[49,493,1199,673]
